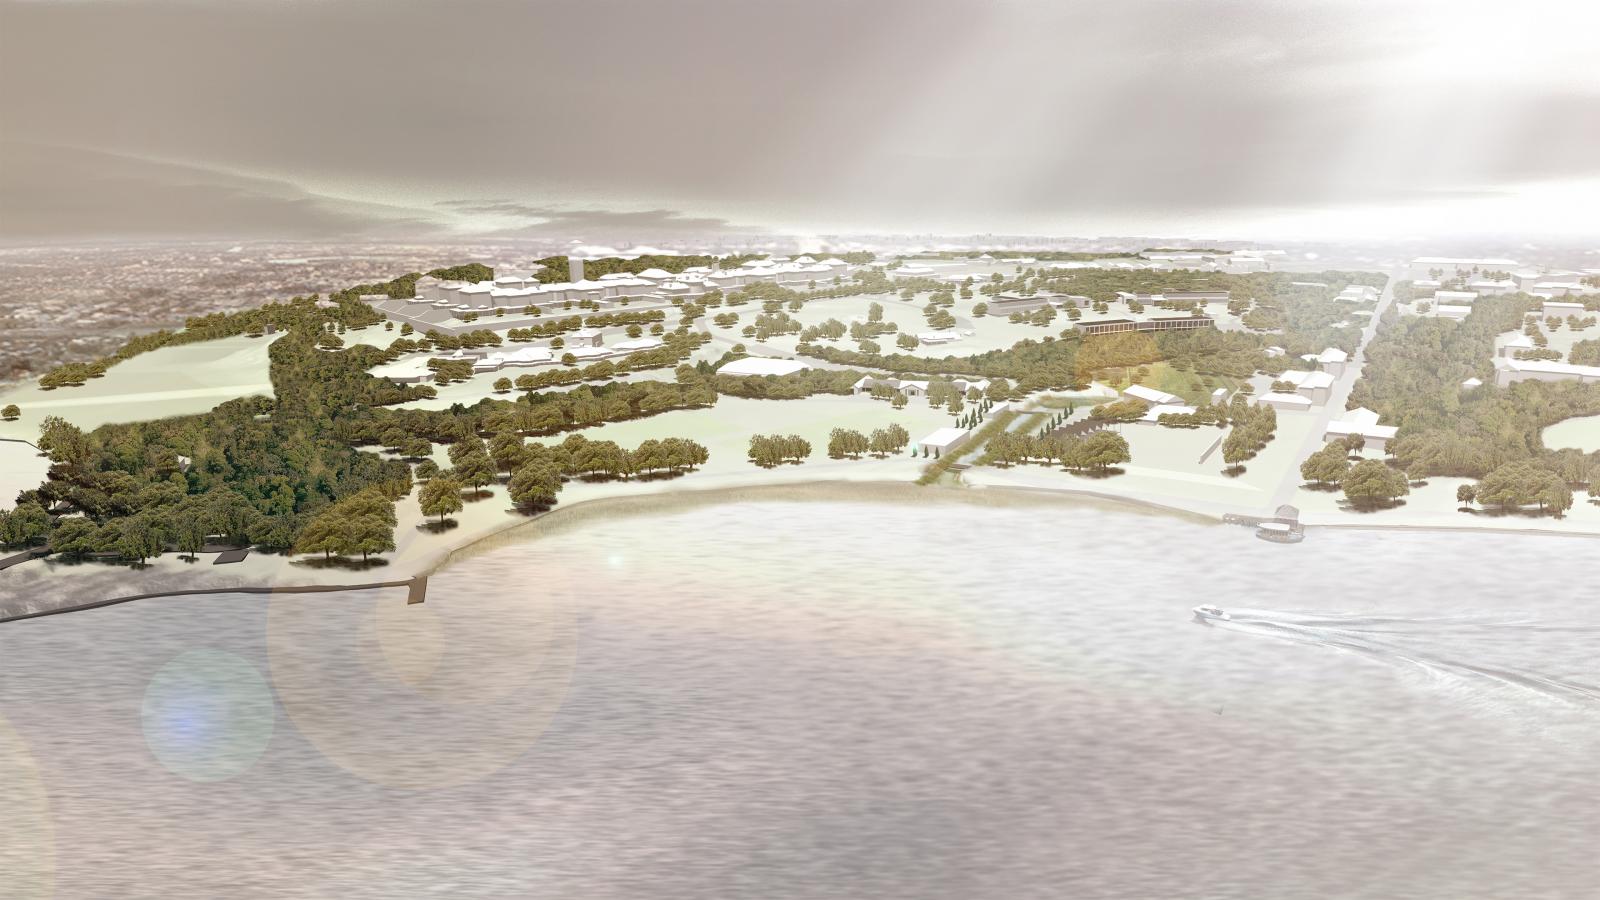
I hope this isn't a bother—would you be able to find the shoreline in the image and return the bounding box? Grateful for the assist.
[5,473,1598,623]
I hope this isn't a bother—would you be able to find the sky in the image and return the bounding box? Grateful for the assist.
[2,0,1598,244]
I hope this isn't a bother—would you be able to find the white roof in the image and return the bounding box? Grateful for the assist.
[1461,377,1483,388]
[919,427,970,448]
[1140,403,1197,422]
[612,337,664,352]
[636,268,675,279]
[718,357,810,377]
[1342,407,1381,427]
[1433,291,1479,302]
[1495,357,1600,377]
[1412,256,1519,266]
[1279,370,1335,389]
[1258,392,1313,408]
[1122,384,1182,405]
[1505,334,1535,348]
[571,327,603,338]
[1317,347,1349,364]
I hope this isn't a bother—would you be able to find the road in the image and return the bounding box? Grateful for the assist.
[1266,268,1403,511]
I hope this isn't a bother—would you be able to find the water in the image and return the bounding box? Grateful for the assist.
[3,495,1599,899]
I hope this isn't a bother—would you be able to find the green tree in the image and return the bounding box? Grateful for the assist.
[172,515,210,560]
[47,517,99,558]
[418,477,466,525]
[1300,442,1351,486]
[1341,460,1410,510]
[508,461,563,510]
[828,428,870,459]
[0,502,51,547]
[116,514,164,565]
[1,403,18,421]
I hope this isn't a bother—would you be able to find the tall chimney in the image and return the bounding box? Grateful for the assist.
[568,255,585,282]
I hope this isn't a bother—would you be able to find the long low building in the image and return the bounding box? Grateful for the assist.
[1075,316,1216,336]
[718,357,810,377]
[918,427,970,455]
[1493,356,1600,387]
[1323,407,1398,453]
[1115,290,1230,304]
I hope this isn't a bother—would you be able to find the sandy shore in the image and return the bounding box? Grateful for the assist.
[5,465,1597,623]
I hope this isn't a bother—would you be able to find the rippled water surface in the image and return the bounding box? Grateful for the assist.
[4,497,1599,899]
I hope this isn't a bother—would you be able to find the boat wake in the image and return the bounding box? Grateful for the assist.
[1206,609,1600,707]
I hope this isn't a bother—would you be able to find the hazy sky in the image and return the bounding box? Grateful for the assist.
[2,0,1598,243]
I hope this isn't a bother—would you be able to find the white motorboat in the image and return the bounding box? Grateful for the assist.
[1192,605,1231,622]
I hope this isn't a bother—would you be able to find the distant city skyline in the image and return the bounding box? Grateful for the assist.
[2,0,1598,244]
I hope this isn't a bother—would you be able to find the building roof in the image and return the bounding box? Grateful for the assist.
[919,427,970,448]
[719,357,810,377]
[612,337,664,352]
[1412,256,1520,267]
[1461,377,1484,388]
[1122,384,1182,405]
[1258,392,1313,408]
[1140,403,1197,422]
[1325,415,1398,441]
[1317,347,1349,364]
[1279,370,1335,389]
[1495,357,1600,377]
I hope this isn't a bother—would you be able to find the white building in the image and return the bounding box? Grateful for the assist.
[1138,403,1197,424]
[918,427,970,456]
[1314,347,1349,376]
[1410,256,1519,280]
[1430,305,1473,321]
[1433,290,1479,306]
[569,327,604,348]
[1323,407,1398,453]
[1499,334,1535,357]
[1493,357,1600,387]
[1122,384,1182,406]
[719,357,810,377]
[918,331,962,345]
[1542,301,1587,321]
[1257,392,1314,411]
[611,336,664,353]
[1277,369,1336,404]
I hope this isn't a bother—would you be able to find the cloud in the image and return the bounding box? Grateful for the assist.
[438,202,761,238]
[2,0,1598,240]
[0,142,442,242]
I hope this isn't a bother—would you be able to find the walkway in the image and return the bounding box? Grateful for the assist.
[1266,268,1402,511]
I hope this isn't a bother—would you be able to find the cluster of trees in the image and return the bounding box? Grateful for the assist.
[292,489,399,562]
[1339,459,1411,510]
[1221,398,1278,469]
[826,424,910,459]
[533,254,765,284]
[1353,294,1600,481]
[36,288,389,389]
[748,434,813,467]
[984,429,1132,473]
[413,432,709,525]
[1460,461,1574,517]
[1156,404,1229,429]
[712,365,865,400]
[1300,440,1360,486]
[1089,399,1150,423]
